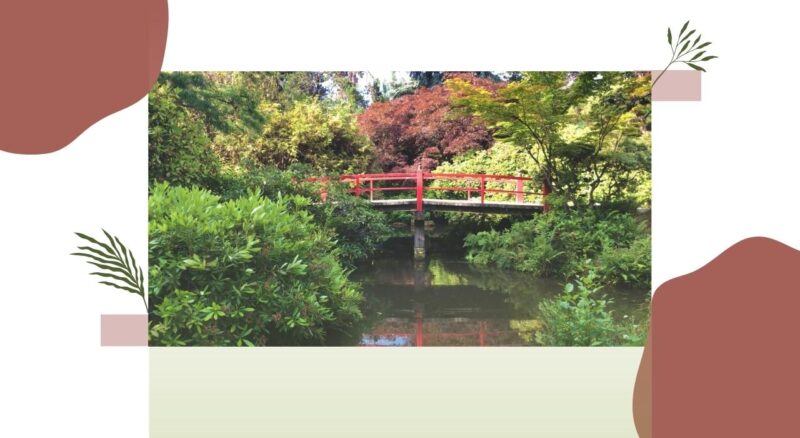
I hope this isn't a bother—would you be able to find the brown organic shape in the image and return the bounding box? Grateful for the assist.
[634,237,800,437]
[0,1,168,154]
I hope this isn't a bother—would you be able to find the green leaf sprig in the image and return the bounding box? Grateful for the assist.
[653,20,717,86]
[72,230,147,310]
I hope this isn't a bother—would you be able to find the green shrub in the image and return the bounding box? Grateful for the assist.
[464,209,650,287]
[616,310,650,346]
[148,183,363,346]
[597,236,651,288]
[212,163,318,202]
[534,273,619,346]
[307,184,393,265]
[212,165,392,265]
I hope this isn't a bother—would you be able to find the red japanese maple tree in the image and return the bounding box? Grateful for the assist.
[358,73,499,172]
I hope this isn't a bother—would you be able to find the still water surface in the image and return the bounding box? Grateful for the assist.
[336,241,649,347]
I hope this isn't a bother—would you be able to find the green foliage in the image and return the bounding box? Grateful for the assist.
[212,163,318,202]
[447,72,651,206]
[430,141,538,201]
[212,165,392,265]
[428,141,539,231]
[596,236,651,288]
[214,99,373,174]
[157,72,267,135]
[148,84,221,188]
[535,273,620,346]
[148,183,363,346]
[464,209,650,288]
[72,230,146,310]
[533,272,650,346]
[307,183,393,265]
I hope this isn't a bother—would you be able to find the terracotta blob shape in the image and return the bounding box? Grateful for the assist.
[0,1,168,154]
[634,237,800,437]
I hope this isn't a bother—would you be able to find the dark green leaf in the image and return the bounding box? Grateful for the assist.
[667,28,672,45]
[691,51,706,61]
[114,236,130,268]
[98,281,141,296]
[71,251,125,268]
[103,229,122,259]
[685,62,706,72]
[695,41,711,50]
[679,29,696,44]
[679,41,691,56]
[90,271,140,289]
[75,232,116,257]
[679,20,689,38]
[86,261,137,281]
[701,55,718,61]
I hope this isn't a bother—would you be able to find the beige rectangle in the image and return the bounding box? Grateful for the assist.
[150,347,641,437]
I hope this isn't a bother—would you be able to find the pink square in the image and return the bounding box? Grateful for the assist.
[652,70,702,101]
[100,314,148,346]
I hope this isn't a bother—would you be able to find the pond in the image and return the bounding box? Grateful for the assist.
[331,237,650,347]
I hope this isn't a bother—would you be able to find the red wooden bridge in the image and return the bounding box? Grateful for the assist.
[312,168,550,215]
[311,168,550,259]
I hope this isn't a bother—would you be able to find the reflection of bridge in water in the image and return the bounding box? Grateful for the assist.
[360,310,526,347]
[310,168,550,259]
[362,310,507,347]
[356,260,534,347]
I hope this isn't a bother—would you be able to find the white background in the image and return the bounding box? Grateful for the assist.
[2,0,799,436]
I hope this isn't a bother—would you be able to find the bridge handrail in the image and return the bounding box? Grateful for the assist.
[308,170,549,212]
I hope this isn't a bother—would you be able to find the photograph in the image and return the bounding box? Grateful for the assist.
[147,71,652,346]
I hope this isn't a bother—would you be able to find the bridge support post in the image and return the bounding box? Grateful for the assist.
[413,211,425,260]
[542,180,551,213]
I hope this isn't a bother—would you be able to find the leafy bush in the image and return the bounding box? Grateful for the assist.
[212,165,392,265]
[148,84,221,188]
[464,209,650,287]
[535,273,619,346]
[533,272,650,346]
[212,163,318,202]
[427,141,540,232]
[597,236,651,288]
[213,99,373,174]
[307,184,393,265]
[148,183,363,346]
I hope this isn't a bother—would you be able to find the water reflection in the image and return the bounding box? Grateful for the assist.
[346,254,649,347]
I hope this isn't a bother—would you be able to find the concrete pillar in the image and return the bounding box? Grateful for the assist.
[413,211,425,260]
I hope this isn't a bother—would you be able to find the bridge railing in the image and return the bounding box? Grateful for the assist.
[310,169,548,212]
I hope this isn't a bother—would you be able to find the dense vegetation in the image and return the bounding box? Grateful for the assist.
[149,184,362,345]
[465,209,651,289]
[148,71,652,346]
[534,272,649,346]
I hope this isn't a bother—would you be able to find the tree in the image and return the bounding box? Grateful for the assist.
[156,72,266,138]
[358,74,497,172]
[447,72,650,205]
[148,83,220,188]
[214,99,373,174]
[409,71,503,88]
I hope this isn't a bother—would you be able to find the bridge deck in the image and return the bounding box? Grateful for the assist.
[369,198,544,214]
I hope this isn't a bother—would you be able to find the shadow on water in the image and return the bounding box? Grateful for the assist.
[329,235,650,346]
